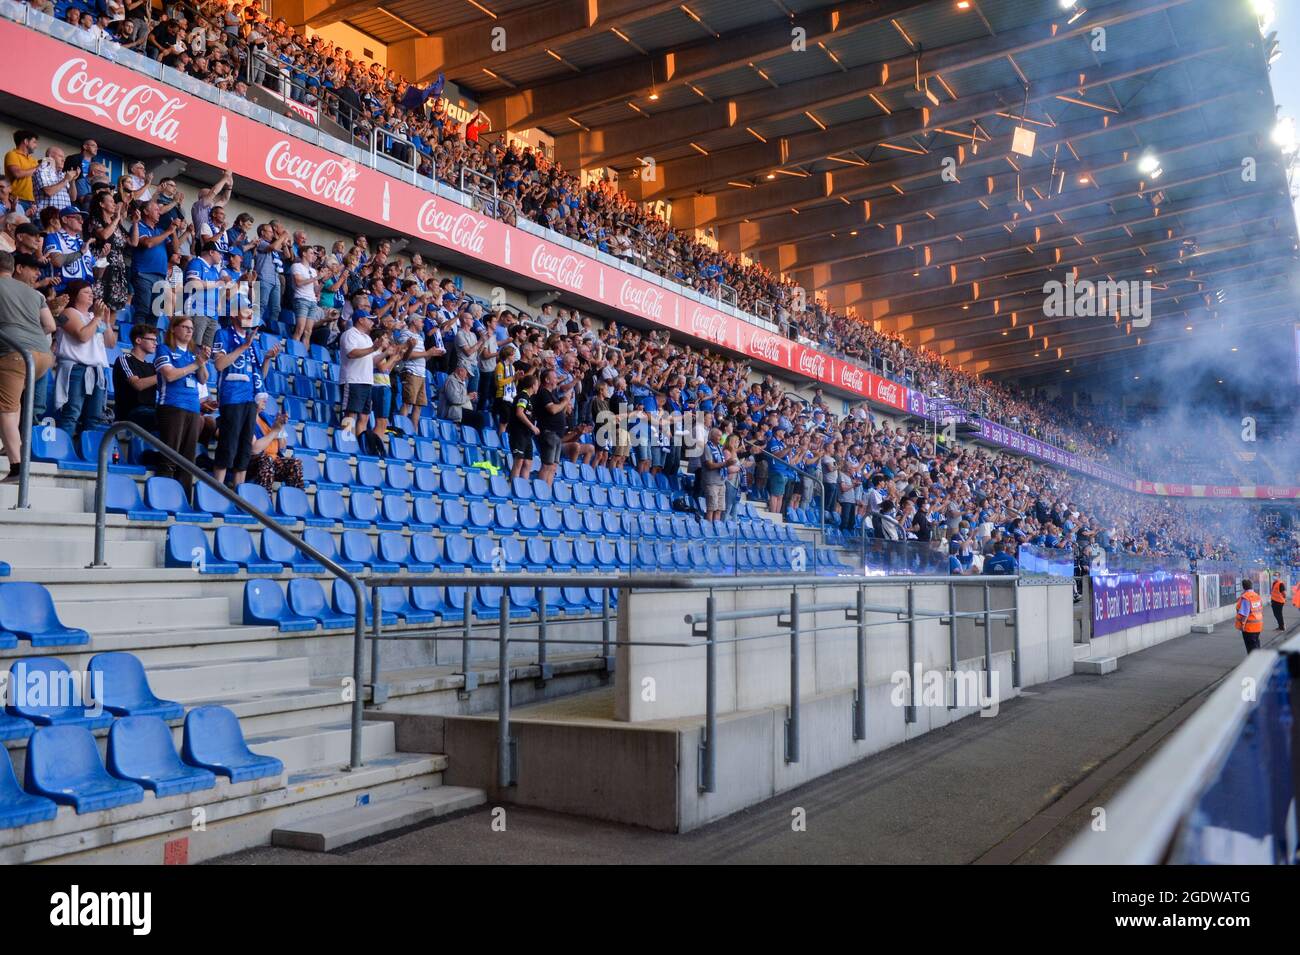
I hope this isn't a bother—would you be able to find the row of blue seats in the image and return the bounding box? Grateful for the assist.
[242,578,615,631]
[1,707,282,824]
[127,476,781,543]
[1,653,181,740]
[0,582,88,648]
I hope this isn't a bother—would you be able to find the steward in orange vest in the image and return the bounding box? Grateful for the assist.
[1236,579,1264,654]
[1269,578,1287,632]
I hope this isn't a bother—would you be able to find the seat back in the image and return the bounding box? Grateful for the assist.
[214,525,256,564]
[341,529,377,564]
[303,528,340,562]
[378,532,411,565]
[277,485,312,521]
[411,533,442,566]
[104,473,145,513]
[144,476,189,514]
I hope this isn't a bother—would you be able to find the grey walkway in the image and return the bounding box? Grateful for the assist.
[217,608,1293,865]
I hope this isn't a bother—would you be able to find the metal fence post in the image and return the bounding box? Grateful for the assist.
[458,600,477,696]
[699,593,717,793]
[368,582,386,704]
[498,592,514,789]
[982,583,993,700]
[905,586,917,723]
[786,587,800,764]
[947,582,958,710]
[601,588,614,675]
[535,586,552,682]
[853,584,867,741]
[1011,580,1022,689]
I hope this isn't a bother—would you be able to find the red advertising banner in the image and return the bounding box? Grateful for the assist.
[6,21,909,409]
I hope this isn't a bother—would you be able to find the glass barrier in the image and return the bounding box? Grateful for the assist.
[1017,544,1075,578]
[1096,552,1191,575]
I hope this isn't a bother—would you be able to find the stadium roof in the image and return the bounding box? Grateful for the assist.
[292,0,1300,384]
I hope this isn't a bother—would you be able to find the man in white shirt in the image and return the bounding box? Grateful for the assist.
[338,312,378,438]
[289,247,322,344]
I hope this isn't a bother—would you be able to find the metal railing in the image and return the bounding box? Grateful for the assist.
[87,422,368,768]
[361,572,1021,791]
[0,332,35,510]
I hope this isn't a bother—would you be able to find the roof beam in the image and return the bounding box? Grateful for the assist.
[625,36,1231,199]
[557,0,1193,170]
[477,0,934,133]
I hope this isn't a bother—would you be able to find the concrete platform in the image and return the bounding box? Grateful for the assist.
[271,786,486,851]
[1072,656,1118,675]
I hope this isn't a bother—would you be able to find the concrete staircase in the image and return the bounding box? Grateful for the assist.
[0,464,487,862]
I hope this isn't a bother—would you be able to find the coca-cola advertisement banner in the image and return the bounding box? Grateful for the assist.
[11,21,914,411]
[1090,571,1195,638]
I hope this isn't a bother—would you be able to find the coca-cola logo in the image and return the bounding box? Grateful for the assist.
[618,280,664,320]
[51,58,185,144]
[749,332,786,364]
[876,381,900,406]
[265,141,358,207]
[530,245,587,291]
[415,198,487,254]
[1210,486,1234,497]
[690,307,728,344]
[839,366,865,392]
[1168,484,1188,496]
[797,351,827,378]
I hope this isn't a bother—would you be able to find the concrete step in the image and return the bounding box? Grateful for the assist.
[1072,641,1094,660]
[1074,656,1118,675]
[0,536,157,569]
[57,595,232,631]
[0,482,87,513]
[247,719,396,773]
[145,656,311,701]
[270,785,485,851]
[0,625,286,666]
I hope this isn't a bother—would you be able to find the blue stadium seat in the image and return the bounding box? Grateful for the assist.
[539,505,564,537]
[261,529,324,573]
[465,471,489,499]
[7,658,112,729]
[356,459,384,490]
[516,503,541,536]
[195,482,257,524]
[341,529,399,573]
[573,483,592,506]
[286,578,351,628]
[571,539,596,573]
[0,582,90,646]
[333,428,370,460]
[470,535,498,573]
[389,435,414,462]
[347,491,383,528]
[561,461,581,483]
[494,502,519,534]
[182,706,283,783]
[384,464,413,494]
[89,653,183,720]
[381,495,410,528]
[500,537,525,572]
[602,512,622,536]
[80,430,145,474]
[626,489,642,511]
[434,470,463,501]
[235,482,279,522]
[608,487,626,510]
[467,500,493,533]
[410,495,439,530]
[302,528,362,573]
[311,487,348,526]
[331,580,397,626]
[321,456,353,489]
[145,476,212,522]
[105,473,165,521]
[591,486,609,508]
[406,586,455,622]
[378,532,424,572]
[0,747,56,827]
[25,725,144,813]
[531,479,553,504]
[243,579,317,631]
[561,587,598,613]
[524,537,552,572]
[609,467,628,488]
[552,480,573,505]
[579,463,598,485]
[487,473,511,502]
[411,533,442,570]
[414,438,440,464]
[296,454,322,485]
[550,537,574,570]
[378,587,436,625]
[275,485,329,528]
[0,711,33,742]
[594,539,617,570]
[32,427,91,471]
[442,533,472,571]
[107,715,217,797]
[215,526,282,574]
[472,586,532,620]
[411,465,438,497]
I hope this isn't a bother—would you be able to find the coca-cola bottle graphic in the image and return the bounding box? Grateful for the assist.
[504,230,511,266]
[382,182,391,221]
[217,117,228,164]
[598,267,605,300]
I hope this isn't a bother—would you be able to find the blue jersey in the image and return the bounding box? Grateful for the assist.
[184,257,222,317]
[212,326,265,405]
[155,344,201,412]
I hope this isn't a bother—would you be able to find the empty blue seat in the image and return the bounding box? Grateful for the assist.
[243,579,317,632]
[443,533,472,571]
[302,528,362,573]
[414,438,440,464]
[0,747,56,827]
[411,586,465,622]
[381,496,410,528]
[591,486,609,508]
[144,476,212,522]
[378,587,436,625]
[561,587,598,613]
[531,479,553,504]
[410,495,439,530]
[107,715,216,797]
[552,480,573,505]
[538,505,563,537]
[465,471,489,499]
[389,436,414,462]
[411,533,442,569]
[524,537,552,572]
[311,487,348,526]
[286,578,351,628]
[438,470,466,499]
[561,461,581,483]
[195,482,257,524]
[89,652,183,719]
[571,539,596,572]
[341,529,398,572]
[81,430,145,474]
[7,657,112,729]
[0,582,89,646]
[332,580,397,626]
[214,526,282,574]
[377,532,420,571]
[261,528,324,573]
[488,474,511,502]
[516,503,541,536]
[321,456,353,488]
[550,537,574,569]
[495,502,519,534]
[608,487,626,510]
[384,464,413,494]
[26,725,144,813]
[297,454,322,485]
[32,427,92,470]
[472,586,531,620]
[181,706,283,783]
[470,535,499,573]
[573,483,592,507]
[356,458,384,490]
[235,482,279,522]
[105,473,165,521]
[411,465,438,496]
[468,500,493,532]
[348,491,384,528]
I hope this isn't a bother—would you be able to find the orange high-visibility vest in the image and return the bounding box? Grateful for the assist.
[1236,590,1263,633]
[1271,579,1286,603]
[1293,584,1300,610]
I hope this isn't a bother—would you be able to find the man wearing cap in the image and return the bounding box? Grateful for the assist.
[0,251,55,481]
[42,207,93,293]
[184,240,225,350]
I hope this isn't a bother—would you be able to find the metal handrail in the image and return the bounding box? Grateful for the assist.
[0,331,35,510]
[87,421,369,769]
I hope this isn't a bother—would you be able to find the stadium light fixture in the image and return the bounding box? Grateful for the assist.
[1060,0,1079,8]
[1251,0,1276,34]
[1137,152,1163,179]
[957,1,971,9]
[648,89,659,101]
